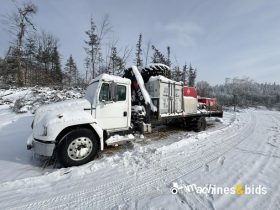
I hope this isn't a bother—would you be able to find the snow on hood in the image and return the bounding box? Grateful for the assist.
[33,99,93,138]
[36,98,91,114]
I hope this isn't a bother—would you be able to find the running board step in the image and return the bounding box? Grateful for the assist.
[105,134,135,146]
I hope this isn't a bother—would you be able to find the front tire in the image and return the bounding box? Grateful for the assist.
[57,128,99,167]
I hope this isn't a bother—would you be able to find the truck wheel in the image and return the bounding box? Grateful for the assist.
[57,128,99,167]
[194,117,206,132]
[201,117,207,131]
[183,118,193,131]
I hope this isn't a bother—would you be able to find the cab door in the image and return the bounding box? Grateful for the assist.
[95,82,129,130]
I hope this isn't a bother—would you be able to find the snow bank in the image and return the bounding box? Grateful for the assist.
[0,87,84,113]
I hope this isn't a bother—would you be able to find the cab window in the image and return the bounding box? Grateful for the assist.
[116,85,126,101]
[99,83,110,101]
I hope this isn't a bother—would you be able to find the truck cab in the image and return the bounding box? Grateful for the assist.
[85,74,131,132]
[27,74,131,167]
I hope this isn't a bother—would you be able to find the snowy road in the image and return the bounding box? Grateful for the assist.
[0,109,280,209]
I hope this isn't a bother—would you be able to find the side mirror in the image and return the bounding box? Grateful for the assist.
[110,82,117,102]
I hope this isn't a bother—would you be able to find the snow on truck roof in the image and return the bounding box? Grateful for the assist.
[148,75,183,85]
[89,74,131,85]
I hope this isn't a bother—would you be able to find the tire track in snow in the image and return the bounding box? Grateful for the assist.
[199,111,280,210]
[2,113,241,210]
[264,114,280,210]
[240,113,280,210]
[5,111,259,210]
[213,111,271,208]
[2,115,238,208]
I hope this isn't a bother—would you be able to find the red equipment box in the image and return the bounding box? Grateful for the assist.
[183,86,197,98]
[198,97,217,107]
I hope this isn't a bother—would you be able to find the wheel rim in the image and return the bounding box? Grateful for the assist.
[67,137,93,161]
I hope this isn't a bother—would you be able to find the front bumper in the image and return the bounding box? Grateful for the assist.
[27,134,55,157]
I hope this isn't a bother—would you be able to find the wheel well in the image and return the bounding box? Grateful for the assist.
[55,124,101,150]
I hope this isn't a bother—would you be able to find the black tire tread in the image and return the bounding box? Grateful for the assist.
[57,128,99,167]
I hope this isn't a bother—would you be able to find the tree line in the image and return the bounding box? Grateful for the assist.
[0,1,278,110]
[0,2,81,87]
[196,78,280,110]
[0,1,198,87]
[134,34,197,86]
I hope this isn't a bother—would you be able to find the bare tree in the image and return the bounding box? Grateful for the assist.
[84,15,112,79]
[97,14,112,41]
[8,2,37,86]
[121,46,132,67]
[108,43,132,76]
[196,81,212,97]
[144,40,151,66]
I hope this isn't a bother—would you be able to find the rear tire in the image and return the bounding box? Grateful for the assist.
[194,117,207,132]
[57,128,99,167]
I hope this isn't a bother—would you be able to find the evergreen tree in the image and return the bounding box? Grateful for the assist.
[51,46,62,84]
[64,55,79,86]
[84,56,90,82]
[109,46,125,76]
[24,36,37,85]
[166,46,171,67]
[0,47,17,85]
[171,66,182,82]
[151,45,169,66]
[182,64,187,85]
[109,47,117,75]
[187,64,197,86]
[84,17,100,79]
[135,33,143,67]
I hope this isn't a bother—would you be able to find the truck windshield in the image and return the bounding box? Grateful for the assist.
[84,81,99,105]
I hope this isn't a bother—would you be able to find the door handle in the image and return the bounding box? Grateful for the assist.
[123,111,127,117]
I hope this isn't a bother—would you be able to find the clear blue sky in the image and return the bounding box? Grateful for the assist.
[0,0,279,84]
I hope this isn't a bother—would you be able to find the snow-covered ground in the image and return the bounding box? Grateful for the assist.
[0,97,280,209]
[0,87,83,113]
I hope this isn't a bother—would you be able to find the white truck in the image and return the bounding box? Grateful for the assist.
[27,64,223,167]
